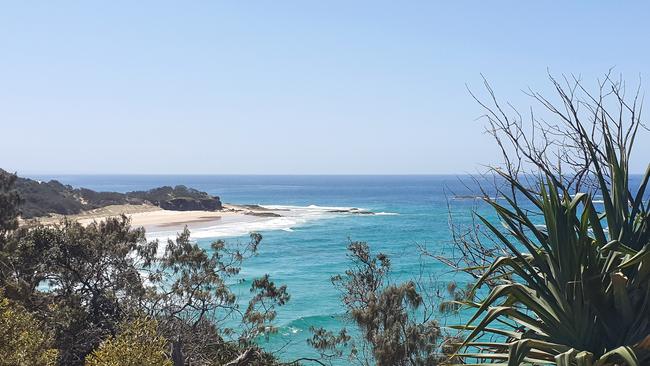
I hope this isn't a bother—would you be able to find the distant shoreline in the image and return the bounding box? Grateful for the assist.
[24,204,281,235]
[22,203,384,240]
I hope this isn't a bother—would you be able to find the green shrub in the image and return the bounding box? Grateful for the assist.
[0,294,58,366]
[85,317,172,366]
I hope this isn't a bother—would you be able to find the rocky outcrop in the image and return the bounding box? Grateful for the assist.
[243,210,283,217]
[220,204,284,218]
[159,197,222,211]
[127,185,222,211]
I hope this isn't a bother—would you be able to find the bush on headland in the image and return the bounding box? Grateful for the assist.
[0,170,223,219]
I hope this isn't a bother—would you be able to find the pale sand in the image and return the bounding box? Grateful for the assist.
[31,203,271,233]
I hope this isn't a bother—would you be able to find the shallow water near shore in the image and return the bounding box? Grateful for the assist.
[26,174,646,363]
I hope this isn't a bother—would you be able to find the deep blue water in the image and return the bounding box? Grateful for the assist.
[25,174,645,363]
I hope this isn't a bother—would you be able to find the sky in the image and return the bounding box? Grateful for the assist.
[1,1,649,174]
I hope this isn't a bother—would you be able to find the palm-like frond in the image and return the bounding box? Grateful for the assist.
[453,162,650,365]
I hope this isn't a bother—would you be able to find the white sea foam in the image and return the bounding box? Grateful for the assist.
[145,204,368,241]
[375,212,399,216]
[281,326,301,336]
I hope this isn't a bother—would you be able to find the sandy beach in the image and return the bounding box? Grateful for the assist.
[32,204,280,234]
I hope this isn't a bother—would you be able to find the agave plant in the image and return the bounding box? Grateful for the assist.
[452,75,650,365]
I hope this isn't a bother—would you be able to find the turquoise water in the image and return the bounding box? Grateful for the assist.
[31,174,643,362]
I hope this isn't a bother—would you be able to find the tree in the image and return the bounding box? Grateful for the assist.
[0,292,58,366]
[84,317,172,366]
[146,229,289,365]
[2,220,288,365]
[0,170,22,292]
[445,73,650,365]
[0,170,20,237]
[310,241,445,366]
[7,217,155,364]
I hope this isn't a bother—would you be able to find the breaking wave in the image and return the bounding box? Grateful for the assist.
[146,204,388,241]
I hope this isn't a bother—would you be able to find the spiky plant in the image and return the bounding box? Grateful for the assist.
[453,74,650,365]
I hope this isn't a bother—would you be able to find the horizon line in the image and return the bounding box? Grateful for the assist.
[17,172,650,177]
[22,172,478,177]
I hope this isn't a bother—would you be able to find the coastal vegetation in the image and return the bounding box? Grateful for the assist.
[0,172,286,365]
[3,171,222,218]
[444,74,650,365]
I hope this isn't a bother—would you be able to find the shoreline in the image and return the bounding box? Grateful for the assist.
[28,204,277,233]
[24,203,387,240]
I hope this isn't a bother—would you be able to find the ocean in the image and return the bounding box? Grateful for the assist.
[25,174,642,363]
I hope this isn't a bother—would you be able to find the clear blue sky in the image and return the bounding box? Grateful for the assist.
[1,1,649,174]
